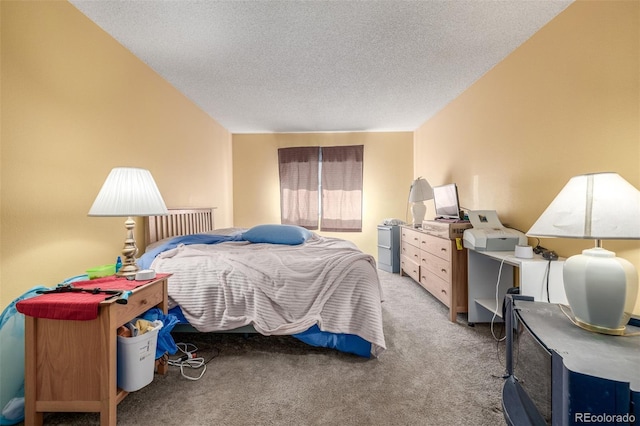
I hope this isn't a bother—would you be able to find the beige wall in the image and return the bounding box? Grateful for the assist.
[233,132,413,257]
[1,1,233,307]
[3,0,638,317]
[414,0,640,313]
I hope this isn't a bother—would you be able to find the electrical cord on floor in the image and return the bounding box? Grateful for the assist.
[167,342,209,381]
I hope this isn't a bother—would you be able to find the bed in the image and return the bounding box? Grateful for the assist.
[140,208,386,358]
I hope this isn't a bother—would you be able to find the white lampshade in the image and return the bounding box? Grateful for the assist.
[89,167,168,278]
[408,177,434,203]
[527,172,640,335]
[89,167,168,217]
[527,172,640,239]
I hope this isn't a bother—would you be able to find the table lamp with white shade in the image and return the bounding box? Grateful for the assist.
[527,172,640,335]
[408,177,433,228]
[88,167,168,278]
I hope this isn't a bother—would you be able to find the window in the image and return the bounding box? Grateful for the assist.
[278,145,363,232]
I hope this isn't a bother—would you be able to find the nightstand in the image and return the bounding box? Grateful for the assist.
[23,274,169,426]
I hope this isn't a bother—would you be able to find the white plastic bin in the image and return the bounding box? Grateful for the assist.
[117,321,162,392]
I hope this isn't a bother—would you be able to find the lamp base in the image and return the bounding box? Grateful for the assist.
[116,264,139,279]
[411,202,426,228]
[573,317,627,336]
[563,247,638,335]
[116,216,140,278]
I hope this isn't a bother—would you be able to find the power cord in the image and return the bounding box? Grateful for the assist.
[545,260,551,303]
[167,342,208,381]
[490,256,512,342]
[532,238,546,255]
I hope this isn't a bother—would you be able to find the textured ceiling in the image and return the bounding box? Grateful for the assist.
[69,0,573,134]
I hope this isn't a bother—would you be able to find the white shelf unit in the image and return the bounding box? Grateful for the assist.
[467,249,567,324]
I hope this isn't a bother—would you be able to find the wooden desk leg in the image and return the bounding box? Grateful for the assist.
[24,316,43,426]
[156,354,169,375]
[100,306,118,426]
[156,278,170,376]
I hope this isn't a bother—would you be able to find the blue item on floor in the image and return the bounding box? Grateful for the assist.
[294,324,372,358]
[0,286,48,425]
[141,308,179,358]
[169,306,371,358]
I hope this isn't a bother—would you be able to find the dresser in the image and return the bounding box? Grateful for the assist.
[400,222,471,322]
[377,224,400,273]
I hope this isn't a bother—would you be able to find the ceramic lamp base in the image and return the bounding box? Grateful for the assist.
[563,247,638,335]
[411,202,426,228]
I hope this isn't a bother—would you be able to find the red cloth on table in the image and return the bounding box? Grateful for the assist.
[16,274,169,321]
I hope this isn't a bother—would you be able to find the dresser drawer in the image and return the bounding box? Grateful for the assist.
[420,270,451,307]
[420,234,451,261]
[421,251,451,283]
[401,240,421,265]
[400,255,420,282]
[401,227,421,249]
[113,279,166,326]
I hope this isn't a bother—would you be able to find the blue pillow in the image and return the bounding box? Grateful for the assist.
[242,224,311,245]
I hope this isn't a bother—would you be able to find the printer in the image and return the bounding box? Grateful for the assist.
[463,210,527,251]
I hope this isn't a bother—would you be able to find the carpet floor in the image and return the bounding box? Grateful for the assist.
[33,270,508,425]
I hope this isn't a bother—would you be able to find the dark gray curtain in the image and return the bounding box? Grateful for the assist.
[278,147,320,229]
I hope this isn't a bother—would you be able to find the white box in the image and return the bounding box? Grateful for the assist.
[117,321,162,392]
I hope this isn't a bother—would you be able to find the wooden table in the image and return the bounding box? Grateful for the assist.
[23,275,169,425]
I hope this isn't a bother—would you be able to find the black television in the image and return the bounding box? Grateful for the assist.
[432,183,461,220]
[502,295,553,425]
[503,295,640,426]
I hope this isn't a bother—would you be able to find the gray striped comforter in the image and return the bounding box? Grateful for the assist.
[150,234,386,356]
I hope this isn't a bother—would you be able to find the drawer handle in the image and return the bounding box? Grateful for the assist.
[441,248,447,252]
[140,299,148,305]
[414,237,419,241]
[441,268,447,273]
[441,289,447,294]
[414,254,419,259]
